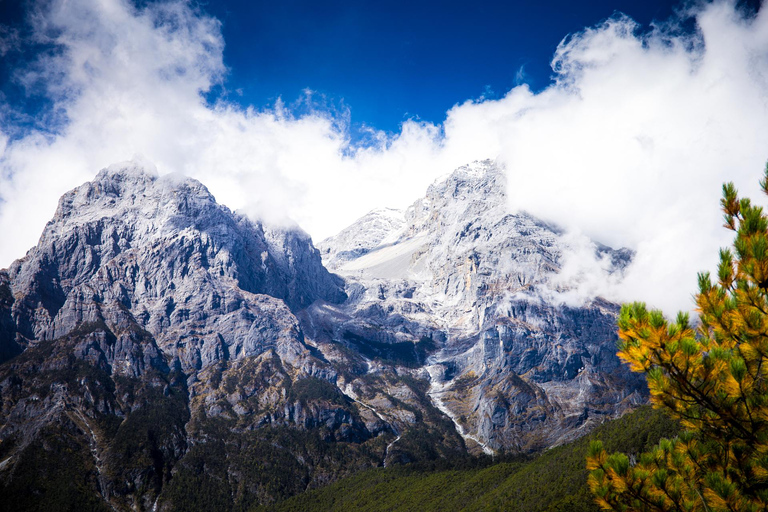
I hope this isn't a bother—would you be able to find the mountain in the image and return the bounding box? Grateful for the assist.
[315,160,643,452]
[0,159,644,510]
[0,162,464,511]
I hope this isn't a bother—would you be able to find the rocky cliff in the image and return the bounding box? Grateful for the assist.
[0,159,644,510]
[316,160,644,453]
[0,162,466,511]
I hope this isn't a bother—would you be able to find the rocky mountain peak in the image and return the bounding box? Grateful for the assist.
[313,159,643,453]
[0,163,383,510]
[424,159,504,204]
[4,162,346,362]
[47,161,230,245]
[0,159,646,510]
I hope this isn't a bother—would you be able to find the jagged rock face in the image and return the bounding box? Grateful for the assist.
[316,160,645,453]
[0,159,646,510]
[0,165,345,508]
[0,312,189,511]
[320,161,628,329]
[4,162,345,372]
[0,162,467,510]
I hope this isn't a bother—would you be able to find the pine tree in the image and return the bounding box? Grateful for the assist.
[587,166,768,511]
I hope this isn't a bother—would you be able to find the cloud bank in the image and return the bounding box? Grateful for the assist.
[1,0,767,314]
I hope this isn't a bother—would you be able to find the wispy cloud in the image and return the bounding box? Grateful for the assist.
[0,0,767,315]
[0,0,463,269]
[478,2,768,313]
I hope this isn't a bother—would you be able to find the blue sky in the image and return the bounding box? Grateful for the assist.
[0,0,767,314]
[1,0,745,135]
[200,0,682,133]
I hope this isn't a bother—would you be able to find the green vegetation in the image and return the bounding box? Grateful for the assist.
[589,168,768,510]
[0,323,190,510]
[107,378,190,499]
[260,406,678,512]
[0,423,110,512]
[162,419,387,511]
[288,376,349,405]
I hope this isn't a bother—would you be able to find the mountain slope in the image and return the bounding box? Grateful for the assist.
[261,405,679,512]
[0,162,385,510]
[314,160,644,453]
[0,159,645,510]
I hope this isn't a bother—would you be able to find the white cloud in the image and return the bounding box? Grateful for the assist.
[0,0,464,269]
[1,0,767,315]
[482,1,768,314]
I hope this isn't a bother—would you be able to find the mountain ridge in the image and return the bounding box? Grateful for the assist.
[0,158,644,510]
[315,159,643,452]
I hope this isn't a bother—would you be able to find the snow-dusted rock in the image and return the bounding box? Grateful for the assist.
[0,158,647,510]
[315,159,643,452]
[4,161,345,374]
[319,207,405,267]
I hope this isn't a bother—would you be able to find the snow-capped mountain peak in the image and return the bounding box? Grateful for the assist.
[313,159,642,452]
